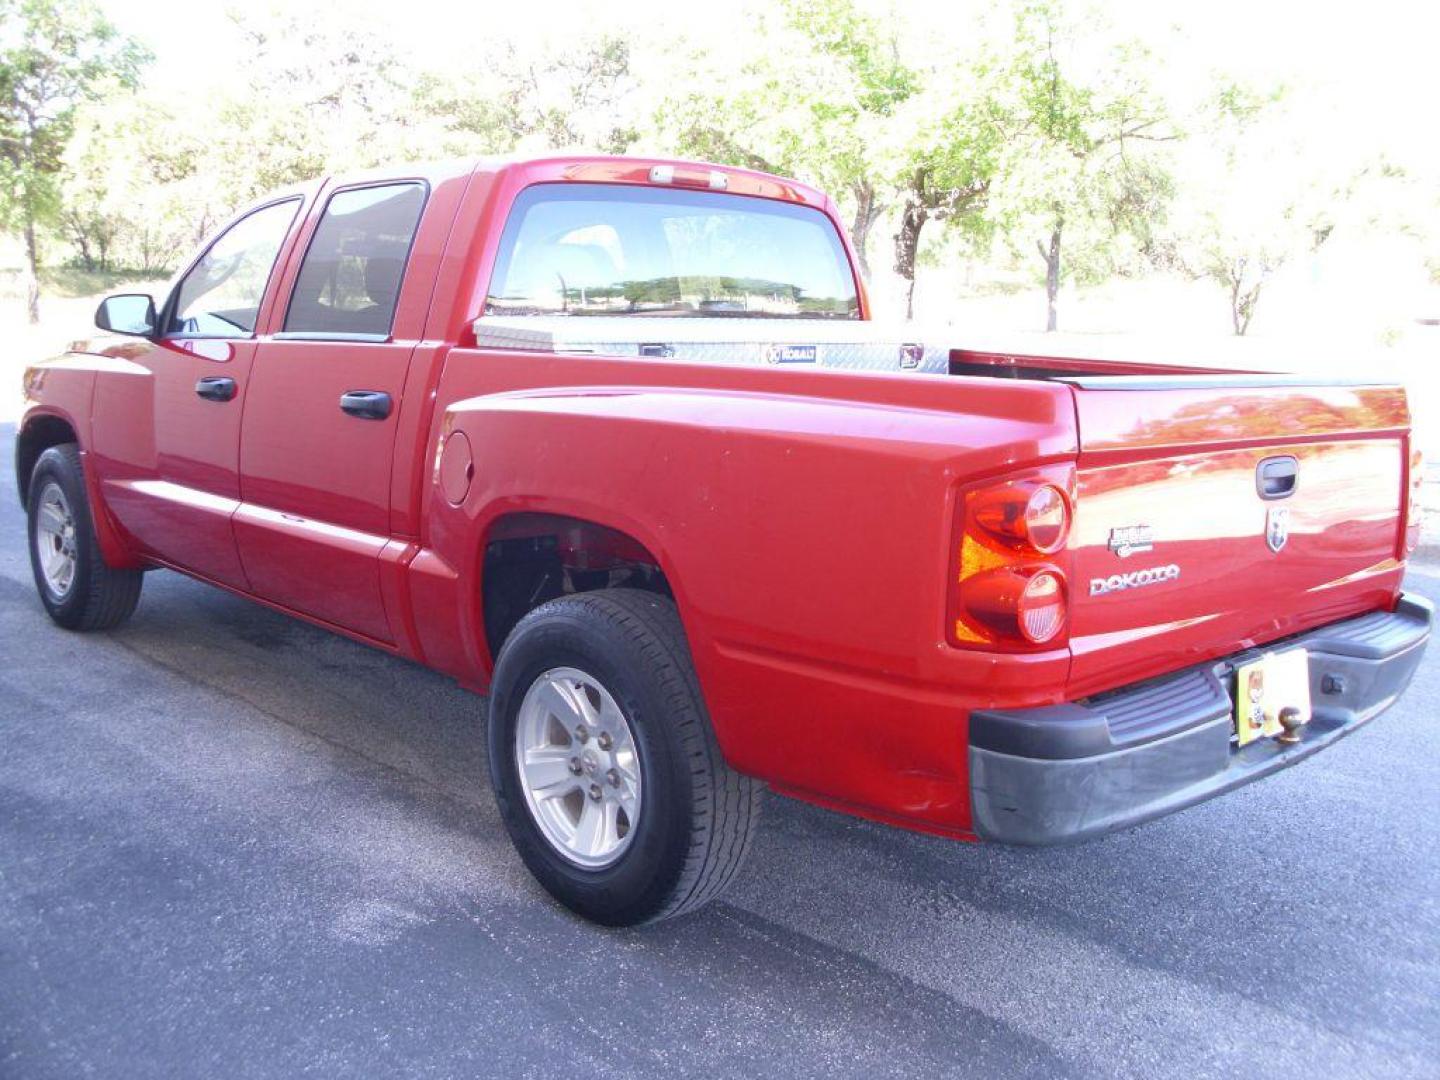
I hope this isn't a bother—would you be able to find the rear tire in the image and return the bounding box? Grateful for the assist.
[26,444,143,631]
[488,589,761,926]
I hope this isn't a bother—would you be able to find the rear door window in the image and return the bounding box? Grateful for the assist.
[284,182,427,338]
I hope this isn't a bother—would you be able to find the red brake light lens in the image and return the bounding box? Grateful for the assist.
[971,482,1071,554]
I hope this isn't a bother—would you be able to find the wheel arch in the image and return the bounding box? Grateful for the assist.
[15,411,80,511]
[16,406,141,570]
[478,510,676,665]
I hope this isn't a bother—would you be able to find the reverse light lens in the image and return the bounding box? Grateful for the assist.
[972,483,1071,554]
[1017,570,1066,644]
[959,566,1068,645]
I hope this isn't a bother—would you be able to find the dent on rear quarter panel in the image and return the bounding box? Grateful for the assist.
[410,352,1079,835]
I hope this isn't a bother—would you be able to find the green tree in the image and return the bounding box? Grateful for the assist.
[1159,84,1350,335]
[0,0,147,321]
[215,8,412,199]
[891,78,1008,319]
[60,94,203,274]
[988,1,1176,331]
[784,0,919,280]
[658,0,920,282]
[413,34,639,158]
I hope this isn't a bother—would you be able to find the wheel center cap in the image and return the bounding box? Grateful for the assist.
[582,751,599,775]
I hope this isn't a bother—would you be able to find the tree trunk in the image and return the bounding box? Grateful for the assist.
[23,219,41,325]
[894,199,928,321]
[1036,221,1062,332]
[849,182,884,281]
[1234,282,1260,336]
[71,225,95,273]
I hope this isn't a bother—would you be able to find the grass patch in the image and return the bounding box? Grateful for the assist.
[40,267,171,298]
[0,266,171,301]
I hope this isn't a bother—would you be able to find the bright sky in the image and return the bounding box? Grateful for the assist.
[97,0,1434,89]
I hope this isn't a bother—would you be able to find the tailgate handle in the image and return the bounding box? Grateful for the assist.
[1257,456,1298,499]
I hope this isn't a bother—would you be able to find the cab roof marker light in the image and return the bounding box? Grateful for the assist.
[709,171,729,190]
[649,165,674,184]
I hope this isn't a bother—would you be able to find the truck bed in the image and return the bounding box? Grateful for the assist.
[472,317,1411,700]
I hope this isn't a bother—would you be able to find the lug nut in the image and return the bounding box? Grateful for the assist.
[588,783,603,801]
[568,757,582,775]
[597,731,613,751]
[606,769,620,787]
[574,725,589,743]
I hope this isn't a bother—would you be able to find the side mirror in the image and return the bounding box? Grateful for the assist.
[95,294,157,337]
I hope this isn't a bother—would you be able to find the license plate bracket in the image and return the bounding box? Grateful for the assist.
[1234,648,1312,747]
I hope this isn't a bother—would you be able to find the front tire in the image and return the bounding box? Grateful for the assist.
[27,444,143,631]
[488,589,761,926]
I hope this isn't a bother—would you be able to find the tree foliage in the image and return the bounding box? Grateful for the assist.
[976,1,1177,330]
[0,0,148,320]
[413,34,639,157]
[1155,83,1349,335]
[657,0,923,281]
[4,0,1421,338]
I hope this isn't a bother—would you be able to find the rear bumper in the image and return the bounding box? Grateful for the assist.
[969,593,1432,845]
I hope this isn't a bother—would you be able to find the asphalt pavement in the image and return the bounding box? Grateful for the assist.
[2,418,1438,1079]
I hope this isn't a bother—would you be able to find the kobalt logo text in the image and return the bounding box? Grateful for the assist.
[1089,563,1181,596]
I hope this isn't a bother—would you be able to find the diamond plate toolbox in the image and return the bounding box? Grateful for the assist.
[472,315,948,374]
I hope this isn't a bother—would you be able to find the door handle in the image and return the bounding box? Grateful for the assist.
[339,390,392,420]
[195,376,237,402]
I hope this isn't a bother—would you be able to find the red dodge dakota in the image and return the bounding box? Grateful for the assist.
[16,156,1431,925]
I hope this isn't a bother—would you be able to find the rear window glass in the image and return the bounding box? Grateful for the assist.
[285,182,426,337]
[486,183,859,319]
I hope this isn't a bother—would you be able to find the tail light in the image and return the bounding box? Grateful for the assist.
[970,481,1071,553]
[949,472,1074,650]
[1404,447,1424,555]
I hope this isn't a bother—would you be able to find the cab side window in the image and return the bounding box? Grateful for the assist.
[283,183,426,338]
[169,199,300,337]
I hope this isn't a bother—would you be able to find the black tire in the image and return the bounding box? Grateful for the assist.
[26,444,143,631]
[488,589,761,926]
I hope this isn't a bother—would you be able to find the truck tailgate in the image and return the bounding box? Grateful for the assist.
[1066,377,1411,698]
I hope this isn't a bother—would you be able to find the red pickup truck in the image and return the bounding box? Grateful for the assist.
[16,155,1431,925]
